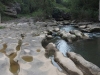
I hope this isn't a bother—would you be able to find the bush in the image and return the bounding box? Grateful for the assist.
[31,9,44,17]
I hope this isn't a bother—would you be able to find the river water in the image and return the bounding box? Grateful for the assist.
[45,26,100,67]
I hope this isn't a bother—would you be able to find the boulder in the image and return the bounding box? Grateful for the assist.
[62,13,71,20]
[67,52,100,75]
[43,31,48,34]
[57,30,66,36]
[54,52,83,75]
[82,33,90,39]
[45,43,58,57]
[70,30,83,38]
[80,25,100,32]
[59,31,77,42]
[46,35,53,40]
[90,28,100,32]
[62,21,70,25]
[53,27,60,32]
[79,25,87,29]
[41,38,50,48]
[47,29,53,35]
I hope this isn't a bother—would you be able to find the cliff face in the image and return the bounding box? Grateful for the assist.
[0,1,21,18]
[4,2,21,17]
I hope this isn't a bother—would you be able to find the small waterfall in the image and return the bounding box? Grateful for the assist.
[55,39,72,56]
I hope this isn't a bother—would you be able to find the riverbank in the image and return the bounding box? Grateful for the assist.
[0,17,100,75]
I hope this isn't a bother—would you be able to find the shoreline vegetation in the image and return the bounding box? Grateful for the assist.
[0,0,99,22]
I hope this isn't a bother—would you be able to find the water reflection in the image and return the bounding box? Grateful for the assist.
[88,33,100,38]
[43,25,100,69]
[72,37,100,67]
[52,37,100,68]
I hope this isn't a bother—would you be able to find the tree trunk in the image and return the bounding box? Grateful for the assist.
[99,0,100,21]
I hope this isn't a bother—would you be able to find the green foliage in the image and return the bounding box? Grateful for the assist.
[1,15,15,21]
[31,9,44,17]
[16,0,55,18]
[0,2,5,13]
[60,0,99,21]
[0,0,99,21]
[0,26,5,29]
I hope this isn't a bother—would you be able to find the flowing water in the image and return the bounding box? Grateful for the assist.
[43,26,100,68]
[53,37,100,67]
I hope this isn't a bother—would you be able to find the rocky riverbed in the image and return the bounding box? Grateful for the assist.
[0,18,100,75]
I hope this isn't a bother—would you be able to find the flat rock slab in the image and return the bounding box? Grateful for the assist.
[54,52,83,75]
[0,22,65,75]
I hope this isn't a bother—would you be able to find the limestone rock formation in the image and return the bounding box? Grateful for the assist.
[67,52,100,75]
[54,52,83,75]
[4,2,21,17]
[45,43,58,57]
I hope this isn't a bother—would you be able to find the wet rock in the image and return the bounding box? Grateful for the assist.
[62,21,70,25]
[82,33,90,39]
[57,30,77,42]
[46,35,53,40]
[90,28,100,33]
[47,30,53,35]
[43,31,48,34]
[41,38,50,48]
[57,30,66,36]
[47,27,54,32]
[54,52,83,75]
[70,30,83,38]
[53,27,60,32]
[80,25,100,32]
[60,31,77,42]
[67,52,100,75]
[79,25,87,29]
[45,43,58,57]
